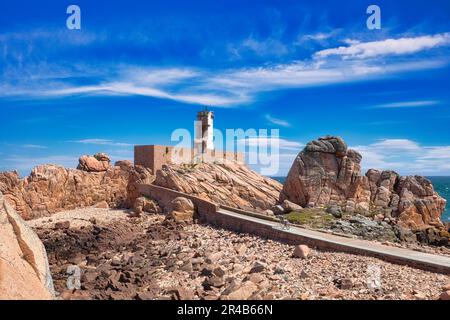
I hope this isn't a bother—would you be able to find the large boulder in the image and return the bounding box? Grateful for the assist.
[77,153,111,172]
[280,136,366,208]
[166,197,195,222]
[0,192,54,299]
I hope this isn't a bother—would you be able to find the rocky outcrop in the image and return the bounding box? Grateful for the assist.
[281,136,447,232]
[77,153,111,172]
[133,196,161,215]
[126,164,155,213]
[0,159,146,220]
[154,161,282,211]
[0,192,54,299]
[395,176,446,230]
[281,136,366,208]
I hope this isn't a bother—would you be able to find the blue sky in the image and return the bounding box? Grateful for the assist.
[1,0,450,176]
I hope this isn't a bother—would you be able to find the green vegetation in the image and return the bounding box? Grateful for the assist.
[284,209,335,229]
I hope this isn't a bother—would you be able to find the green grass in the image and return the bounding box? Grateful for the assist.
[284,209,335,229]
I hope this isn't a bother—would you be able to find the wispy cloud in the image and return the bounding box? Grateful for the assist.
[265,114,291,127]
[20,144,47,149]
[72,138,132,147]
[1,32,449,107]
[368,100,441,109]
[296,30,340,44]
[316,33,450,59]
[1,142,48,149]
[233,37,289,58]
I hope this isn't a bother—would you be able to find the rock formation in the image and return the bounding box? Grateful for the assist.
[0,155,150,219]
[77,152,111,172]
[281,136,447,231]
[126,163,155,213]
[1,153,281,219]
[166,197,196,222]
[154,161,282,211]
[0,192,54,299]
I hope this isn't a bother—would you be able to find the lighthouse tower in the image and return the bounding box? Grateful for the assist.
[195,108,214,157]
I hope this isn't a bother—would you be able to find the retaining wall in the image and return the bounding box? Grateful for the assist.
[138,184,218,215]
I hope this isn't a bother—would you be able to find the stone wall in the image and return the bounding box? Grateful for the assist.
[138,184,218,216]
[134,144,245,173]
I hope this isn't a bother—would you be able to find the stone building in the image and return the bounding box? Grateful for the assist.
[134,109,244,173]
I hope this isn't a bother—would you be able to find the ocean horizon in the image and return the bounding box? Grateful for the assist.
[272,176,450,222]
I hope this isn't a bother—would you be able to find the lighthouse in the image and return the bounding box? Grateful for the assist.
[195,108,214,155]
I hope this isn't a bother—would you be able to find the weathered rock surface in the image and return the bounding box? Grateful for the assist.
[293,245,310,259]
[77,153,111,172]
[281,200,303,213]
[166,197,195,222]
[0,192,54,299]
[331,215,398,242]
[281,136,447,232]
[127,164,155,213]
[1,155,277,219]
[281,136,364,208]
[154,161,282,211]
[133,197,161,215]
[0,159,145,219]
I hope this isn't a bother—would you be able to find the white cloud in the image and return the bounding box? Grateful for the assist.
[369,100,440,109]
[302,32,333,41]
[297,30,340,43]
[316,33,450,59]
[20,144,47,149]
[1,33,449,107]
[352,139,450,175]
[13,67,247,107]
[265,114,291,127]
[73,138,132,147]
[240,37,289,57]
[369,139,421,152]
[206,58,447,97]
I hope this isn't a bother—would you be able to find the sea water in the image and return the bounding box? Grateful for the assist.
[272,176,450,222]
